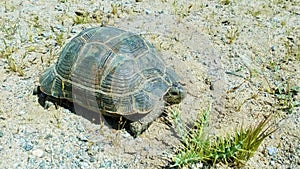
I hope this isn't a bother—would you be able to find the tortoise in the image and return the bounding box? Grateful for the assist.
[34,26,186,136]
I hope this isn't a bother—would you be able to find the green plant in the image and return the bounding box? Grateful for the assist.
[248,10,261,18]
[55,31,65,47]
[220,0,231,5]
[0,40,24,76]
[1,18,19,41]
[226,26,240,44]
[273,81,300,114]
[172,0,192,22]
[52,110,62,129]
[111,3,118,16]
[73,15,89,25]
[31,15,42,28]
[283,38,300,62]
[170,108,277,168]
[4,1,16,13]
[73,10,90,24]
[73,10,103,25]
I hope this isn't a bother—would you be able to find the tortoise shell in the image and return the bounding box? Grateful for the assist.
[38,27,185,134]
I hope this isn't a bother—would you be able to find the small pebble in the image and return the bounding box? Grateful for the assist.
[143,146,149,151]
[158,10,164,14]
[122,164,129,168]
[71,29,77,33]
[271,46,276,51]
[76,124,85,132]
[80,162,89,168]
[121,131,131,138]
[55,25,65,32]
[66,152,73,158]
[134,155,140,164]
[267,146,278,156]
[18,110,26,116]
[0,131,3,137]
[38,160,46,168]
[32,149,44,158]
[100,160,112,168]
[75,10,85,16]
[145,9,151,15]
[23,142,33,151]
[89,156,95,162]
[17,94,23,99]
[41,32,51,38]
[78,135,88,142]
[55,5,64,11]
[44,134,53,140]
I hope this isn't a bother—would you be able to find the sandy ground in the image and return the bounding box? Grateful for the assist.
[0,0,299,168]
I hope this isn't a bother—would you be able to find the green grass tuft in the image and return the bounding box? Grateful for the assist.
[170,108,277,168]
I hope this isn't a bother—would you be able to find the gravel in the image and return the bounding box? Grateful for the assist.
[0,0,299,168]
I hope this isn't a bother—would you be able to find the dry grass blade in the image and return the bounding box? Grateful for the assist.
[236,114,278,166]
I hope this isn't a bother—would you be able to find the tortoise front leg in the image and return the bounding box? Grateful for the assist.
[129,101,164,137]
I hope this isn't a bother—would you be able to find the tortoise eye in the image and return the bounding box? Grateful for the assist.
[172,83,179,88]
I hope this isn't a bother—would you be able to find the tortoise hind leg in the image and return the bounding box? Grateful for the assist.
[129,101,164,137]
[33,86,48,108]
[33,86,59,109]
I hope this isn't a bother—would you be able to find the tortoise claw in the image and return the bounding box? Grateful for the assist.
[129,121,149,137]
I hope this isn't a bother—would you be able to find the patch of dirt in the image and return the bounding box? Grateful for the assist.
[0,0,299,168]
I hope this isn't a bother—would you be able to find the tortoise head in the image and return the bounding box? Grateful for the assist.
[164,82,186,105]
